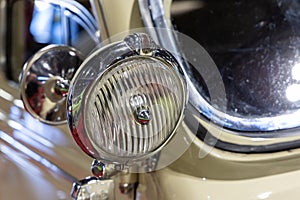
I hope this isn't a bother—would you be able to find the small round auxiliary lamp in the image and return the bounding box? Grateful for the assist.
[67,33,187,172]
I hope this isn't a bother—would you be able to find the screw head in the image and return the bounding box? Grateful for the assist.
[135,107,152,125]
[91,160,105,177]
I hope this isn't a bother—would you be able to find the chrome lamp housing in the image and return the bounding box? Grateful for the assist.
[67,33,187,171]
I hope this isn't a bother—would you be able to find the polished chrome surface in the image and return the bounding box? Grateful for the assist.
[20,45,84,125]
[130,94,152,125]
[71,176,115,200]
[43,0,100,44]
[118,172,137,195]
[91,160,119,179]
[91,159,106,177]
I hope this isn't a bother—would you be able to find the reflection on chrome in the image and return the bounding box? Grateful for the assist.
[34,0,100,43]
[19,45,84,125]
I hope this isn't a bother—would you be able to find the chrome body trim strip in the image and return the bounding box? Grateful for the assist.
[41,0,100,43]
[89,0,110,40]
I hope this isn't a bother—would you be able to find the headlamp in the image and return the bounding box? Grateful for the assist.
[68,33,187,168]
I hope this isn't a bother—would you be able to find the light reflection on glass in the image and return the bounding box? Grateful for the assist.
[286,63,300,102]
[42,62,52,71]
[292,63,300,81]
[37,76,51,81]
[286,84,300,102]
[69,50,76,57]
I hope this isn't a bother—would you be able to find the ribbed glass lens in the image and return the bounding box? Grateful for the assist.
[84,57,186,158]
